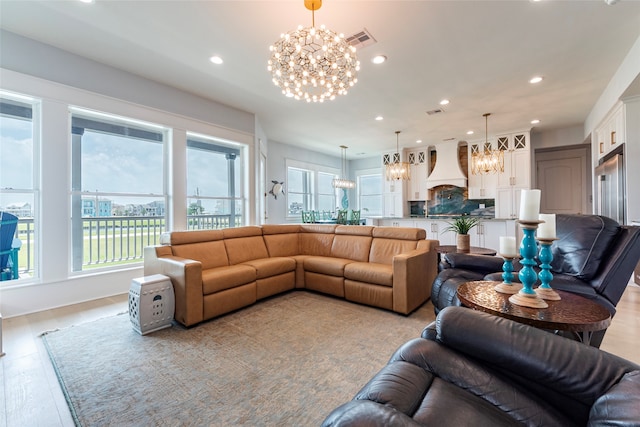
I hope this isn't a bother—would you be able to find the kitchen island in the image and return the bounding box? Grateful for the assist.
[366,217,517,253]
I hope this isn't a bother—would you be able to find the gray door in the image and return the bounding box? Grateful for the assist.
[535,145,590,214]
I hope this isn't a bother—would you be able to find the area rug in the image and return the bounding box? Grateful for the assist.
[42,291,436,426]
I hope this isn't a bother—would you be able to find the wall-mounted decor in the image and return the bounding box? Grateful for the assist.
[269,180,285,200]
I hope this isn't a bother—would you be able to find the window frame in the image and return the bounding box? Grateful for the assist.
[356,168,383,217]
[69,107,169,273]
[0,91,40,283]
[186,132,245,229]
[285,159,339,220]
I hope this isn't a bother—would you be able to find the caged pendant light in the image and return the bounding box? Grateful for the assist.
[471,113,504,175]
[385,131,411,181]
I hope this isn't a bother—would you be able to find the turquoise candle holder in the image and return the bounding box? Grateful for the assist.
[494,256,522,294]
[536,238,561,300]
[509,221,548,308]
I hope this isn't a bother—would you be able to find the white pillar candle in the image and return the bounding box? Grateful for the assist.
[499,236,517,257]
[538,214,556,239]
[519,189,541,221]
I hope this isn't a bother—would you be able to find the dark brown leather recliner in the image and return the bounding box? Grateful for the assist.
[431,214,640,347]
[322,307,640,427]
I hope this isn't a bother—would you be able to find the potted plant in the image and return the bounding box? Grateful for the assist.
[445,216,481,252]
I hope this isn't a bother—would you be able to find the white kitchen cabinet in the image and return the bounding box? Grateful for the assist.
[381,152,407,217]
[379,219,414,227]
[495,131,531,219]
[406,150,428,201]
[595,102,625,159]
[382,193,404,218]
[470,220,514,252]
[467,141,497,199]
[414,219,455,245]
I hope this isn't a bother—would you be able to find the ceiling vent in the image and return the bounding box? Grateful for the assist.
[426,108,445,116]
[346,28,377,49]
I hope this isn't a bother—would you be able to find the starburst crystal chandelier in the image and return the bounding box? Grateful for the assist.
[267,0,360,103]
[471,113,505,175]
[332,145,355,189]
[385,131,411,181]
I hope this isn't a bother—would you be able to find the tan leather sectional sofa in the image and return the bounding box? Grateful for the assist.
[144,224,439,327]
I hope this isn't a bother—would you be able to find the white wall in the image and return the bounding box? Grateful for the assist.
[531,125,585,150]
[0,30,255,134]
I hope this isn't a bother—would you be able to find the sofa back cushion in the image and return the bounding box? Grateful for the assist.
[330,225,374,261]
[551,215,620,280]
[370,239,419,265]
[369,227,425,265]
[161,229,224,245]
[172,241,229,269]
[262,224,301,257]
[331,235,372,261]
[299,225,336,256]
[222,226,269,265]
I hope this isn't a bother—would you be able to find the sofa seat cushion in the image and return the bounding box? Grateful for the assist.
[241,256,296,279]
[202,264,257,294]
[304,256,354,277]
[345,262,393,287]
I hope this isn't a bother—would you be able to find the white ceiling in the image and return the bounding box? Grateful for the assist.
[1,0,640,158]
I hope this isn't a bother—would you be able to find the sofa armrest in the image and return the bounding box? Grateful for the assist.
[431,307,640,409]
[392,249,436,314]
[154,256,204,327]
[442,253,506,274]
[322,400,422,427]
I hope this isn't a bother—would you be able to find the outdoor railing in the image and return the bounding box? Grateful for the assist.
[9,214,242,277]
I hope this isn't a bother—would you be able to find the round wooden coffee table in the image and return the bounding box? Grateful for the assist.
[457,281,611,345]
[435,246,497,256]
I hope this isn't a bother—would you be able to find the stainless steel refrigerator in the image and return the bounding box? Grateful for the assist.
[595,149,625,224]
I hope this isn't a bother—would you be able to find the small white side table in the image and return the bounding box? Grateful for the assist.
[128,274,175,335]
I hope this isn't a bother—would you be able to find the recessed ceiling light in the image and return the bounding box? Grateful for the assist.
[416,139,422,144]
[439,99,450,106]
[531,119,540,124]
[375,115,384,121]
[529,76,543,84]
[466,130,474,135]
[209,55,224,65]
[372,55,387,65]
[79,0,94,3]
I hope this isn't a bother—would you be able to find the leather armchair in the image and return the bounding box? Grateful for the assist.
[431,214,640,347]
[322,307,640,427]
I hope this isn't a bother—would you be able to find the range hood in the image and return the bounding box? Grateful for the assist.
[426,142,467,189]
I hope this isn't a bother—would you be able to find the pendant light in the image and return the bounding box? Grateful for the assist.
[385,131,411,181]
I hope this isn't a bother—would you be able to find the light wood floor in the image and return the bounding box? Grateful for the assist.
[1,282,639,427]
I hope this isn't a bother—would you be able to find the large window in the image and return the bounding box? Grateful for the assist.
[70,109,167,271]
[358,172,382,216]
[287,167,312,216]
[0,92,38,281]
[286,160,339,218]
[318,172,338,212]
[186,133,244,229]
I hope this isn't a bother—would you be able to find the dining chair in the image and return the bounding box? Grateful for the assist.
[348,210,361,225]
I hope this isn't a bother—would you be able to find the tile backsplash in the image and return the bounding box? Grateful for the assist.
[426,185,494,217]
